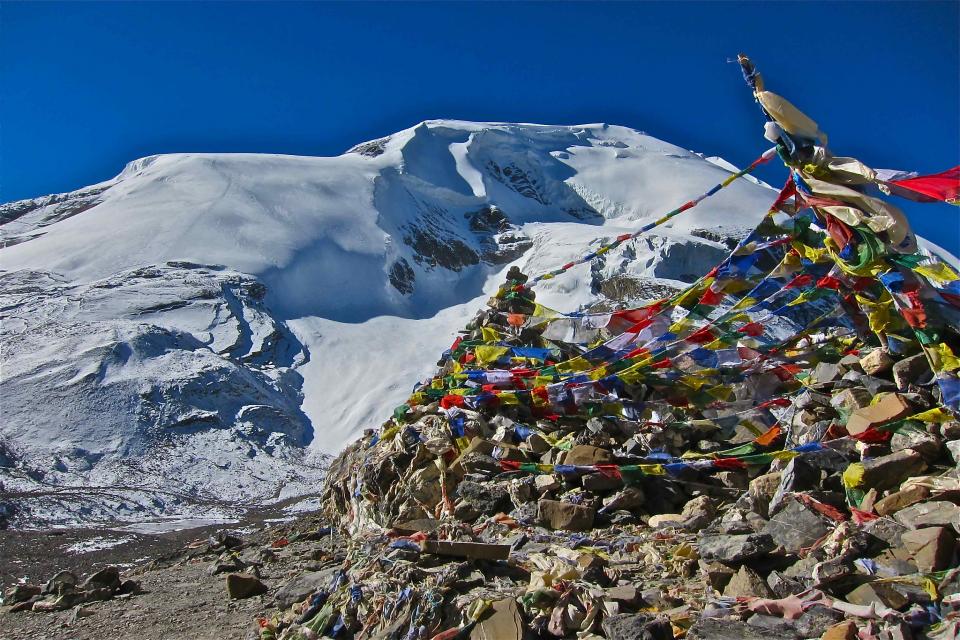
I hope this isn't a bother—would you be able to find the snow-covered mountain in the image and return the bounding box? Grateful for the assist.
[0,121,782,528]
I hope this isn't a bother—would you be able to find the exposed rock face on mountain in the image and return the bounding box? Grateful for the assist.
[0,120,787,527]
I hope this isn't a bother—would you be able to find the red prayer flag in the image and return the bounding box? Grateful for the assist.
[887,166,960,203]
[699,287,725,306]
[738,322,764,337]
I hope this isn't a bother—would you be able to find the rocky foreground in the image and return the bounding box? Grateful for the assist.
[4,273,960,640]
[283,277,960,638]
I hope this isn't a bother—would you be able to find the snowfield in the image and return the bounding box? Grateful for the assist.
[0,121,786,527]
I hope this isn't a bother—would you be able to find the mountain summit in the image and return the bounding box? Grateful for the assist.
[1,121,783,527]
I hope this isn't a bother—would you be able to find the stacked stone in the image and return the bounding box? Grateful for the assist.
[281,269,959,639]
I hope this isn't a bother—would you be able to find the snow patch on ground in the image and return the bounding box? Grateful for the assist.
[64,535,137,555]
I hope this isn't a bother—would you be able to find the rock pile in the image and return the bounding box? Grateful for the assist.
[246,270,960,639]
[2,566,140,613]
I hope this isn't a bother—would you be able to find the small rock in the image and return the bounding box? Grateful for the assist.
[582,472,622,492]
[769,457,820,515]
[699,560,735,592]
[874,485,930,516]
[420,539,511,561]
[681,495,717,532]
[698,532,775,564]
[748,471,782,518]
[794,604,844,637]
[763,495,832,554]
[688,618,795,640]
[602,486,645,512]
[894,500,960,529]
[648,513,684,528]
[901,526,955,572]
[947,440,960,464]
[860,374,898,396]
[813,362,843,384]
[863,517,909,548]
[3,584,41,604]
[942,421,960,440]
[845,582,909,609]
[563,444,613,466]
[723,565,774,599]
[537,499,595,531]
[767,570,806,598]
[855,449,927,492]
[831,388,872,415]
[846,394,912,437]
[116,579,140,596]
[892,353,933,389]
[600,613,673,640]
[606,585,642,608]
[471,597,523,640]
[860,350,894,376]
[67,605,96,623]
[534,474,560,493]
[523,432,551,455]
[821,620,858,640]
[890,428,941,460]
[456,480,511,516]
[746,613,798,635]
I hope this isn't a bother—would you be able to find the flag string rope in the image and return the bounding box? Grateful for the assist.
[519,147,779,290]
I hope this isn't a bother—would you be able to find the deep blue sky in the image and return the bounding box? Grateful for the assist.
[2,1,958,253]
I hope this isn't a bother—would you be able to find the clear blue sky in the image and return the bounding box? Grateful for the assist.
[2,1,958,253]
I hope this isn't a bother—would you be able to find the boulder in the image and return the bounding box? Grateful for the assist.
[3,584,41,604]
[82,566,121,592]
[225,573,268,599]
[42,570,77,596]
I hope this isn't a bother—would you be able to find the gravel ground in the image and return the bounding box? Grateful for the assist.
[0,511,320,640]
